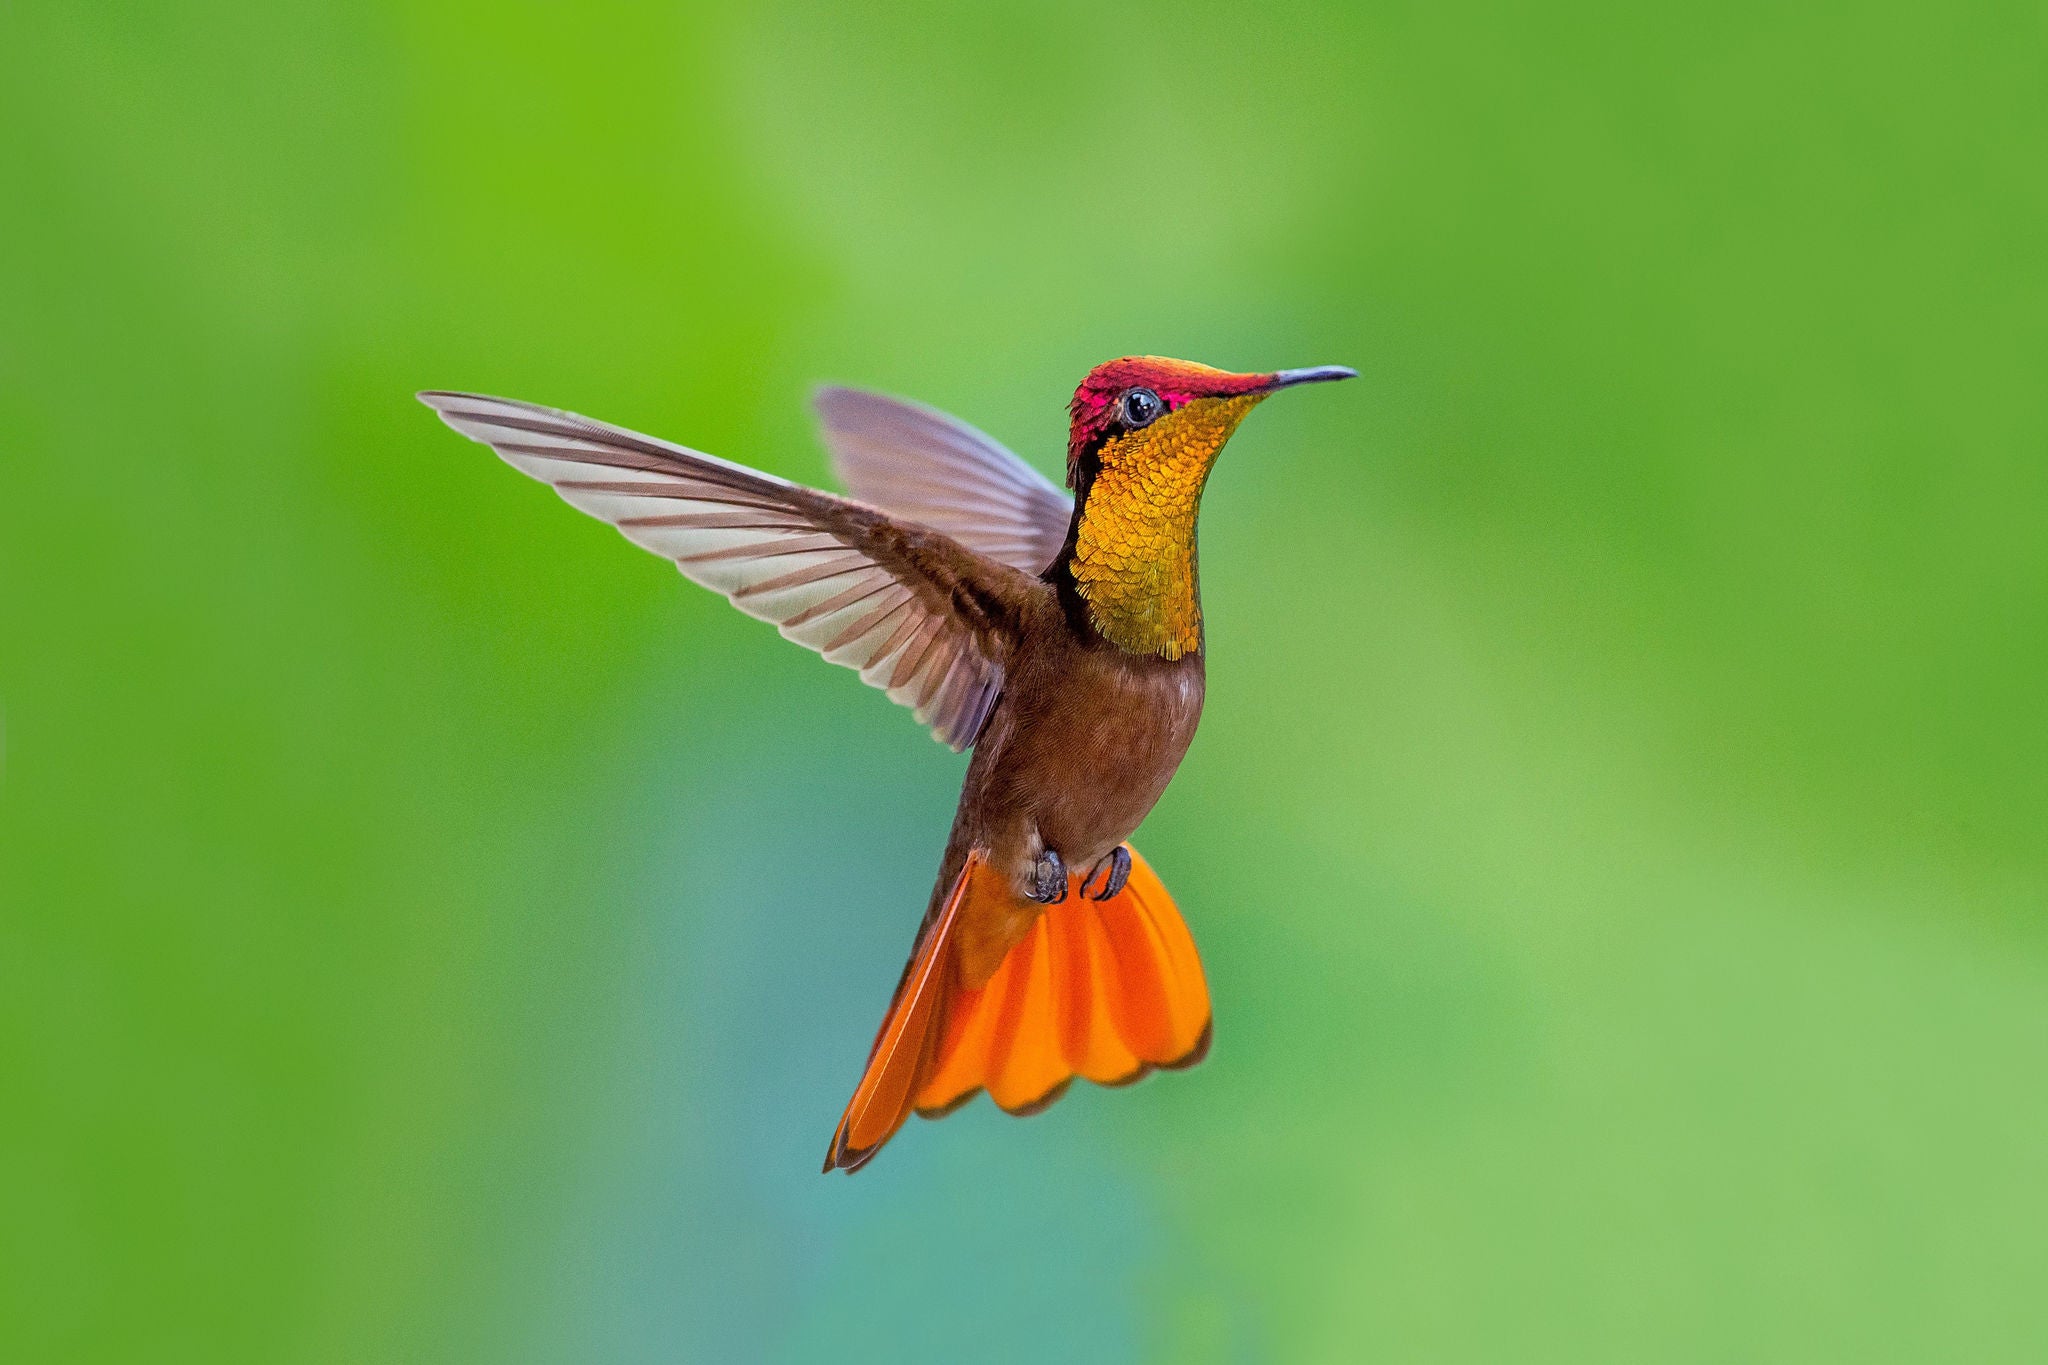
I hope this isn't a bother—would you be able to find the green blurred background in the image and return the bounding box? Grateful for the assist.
[5,1,2046,1360]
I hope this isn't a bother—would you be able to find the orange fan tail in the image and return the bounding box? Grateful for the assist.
[822,846,1210,1173]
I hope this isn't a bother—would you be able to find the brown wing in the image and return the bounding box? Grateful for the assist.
[420,390,1038,750]
[813,387,1073,576]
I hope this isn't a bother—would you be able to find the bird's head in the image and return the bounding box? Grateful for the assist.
[1064,356,1355,495]
[1060,356,1354,659]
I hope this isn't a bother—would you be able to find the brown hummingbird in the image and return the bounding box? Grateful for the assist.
[420,355,1355,1172]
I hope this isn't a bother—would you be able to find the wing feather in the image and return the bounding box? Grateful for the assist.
[813,387,1072,576]
[421,390,1035,750]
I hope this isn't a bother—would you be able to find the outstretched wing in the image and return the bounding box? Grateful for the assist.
[421,391,1036,751]
[813,387,1072,576]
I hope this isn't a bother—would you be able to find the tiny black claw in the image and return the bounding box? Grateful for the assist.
[1028,848,1068,904]
[1089,846,1132,901]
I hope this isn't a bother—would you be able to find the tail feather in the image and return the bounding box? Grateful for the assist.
[820,860,973,1171]
[980,921,1069,1112]
[822,846,1210,1173]
[1050,901,1142,1084]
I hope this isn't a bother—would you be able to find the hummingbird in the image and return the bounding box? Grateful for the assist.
[420,356,1355,1172]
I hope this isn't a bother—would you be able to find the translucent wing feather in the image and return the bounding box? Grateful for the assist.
[421,391,1029,750]
[813,387,1073,576]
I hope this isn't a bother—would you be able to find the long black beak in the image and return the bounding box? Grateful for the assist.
[1263,365,1358,391]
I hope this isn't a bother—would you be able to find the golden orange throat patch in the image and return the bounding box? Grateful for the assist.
[1071,393,1260,658]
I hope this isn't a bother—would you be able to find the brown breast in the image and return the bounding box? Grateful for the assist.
[970,627,1206,869]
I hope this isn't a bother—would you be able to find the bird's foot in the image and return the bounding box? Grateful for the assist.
[1086,846,1132,901]
[1027,848,1068,904]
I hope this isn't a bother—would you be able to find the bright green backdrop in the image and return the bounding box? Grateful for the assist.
[5,2,2046,1361]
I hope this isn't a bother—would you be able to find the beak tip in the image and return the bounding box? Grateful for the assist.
[1266,365,1359,390]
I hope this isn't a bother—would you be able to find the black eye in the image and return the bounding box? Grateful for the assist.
[1119,387,1163,428]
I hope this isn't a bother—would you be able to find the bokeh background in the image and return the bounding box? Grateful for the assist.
[6,1,2046,1360]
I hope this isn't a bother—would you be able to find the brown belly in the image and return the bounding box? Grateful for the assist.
[962,639,1206,878]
